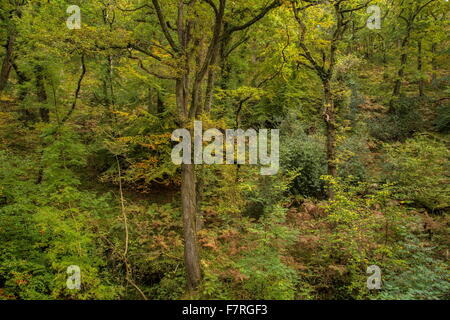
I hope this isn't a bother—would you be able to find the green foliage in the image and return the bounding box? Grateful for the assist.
[119,203,186,300]
[384,134,449,210]
[292,176,417,300]
[198,205,298,300]
[0,127,122,299]
[0,0,448,302]
[378,234,450,300]
[337,126,371,184]
[435,102,450,133]
[236,206,298,300]
[281,124,327,198]
[369,97,425,142]
[236,247,297,300]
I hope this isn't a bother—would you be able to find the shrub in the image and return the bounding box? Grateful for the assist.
[337,127,371,183]
[281,132,327,198]
[0,127,122,300]
[369,97,424,141]
[377,234,450,300]
[383,134,449,210]
[435,102,450,133]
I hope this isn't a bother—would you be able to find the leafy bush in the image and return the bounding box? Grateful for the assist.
[435,102,450,133]
[337,127,371,183]
[291,176,428,300]
[281,131,327,198]
[236,246,298,300]
[197,205,299,300]
[369,97,424,141]
[383,134,449,210]
[378,234,450,300]
[0,127,122,299]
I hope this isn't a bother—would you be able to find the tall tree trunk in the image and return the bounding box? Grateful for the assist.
[204,32,222,114]
[323,80,337,199]
[431,42,437,85]
[417,39,425,97]
[108,55,115,107]
[393,28,411,97]
[147,87,155,114]
[157,91,164,114]
[382,38,388,80]
[194,83,203,118]
[177,68,201,290]
[392,21,412,97]
[393,51,408,97]
[0,34,15,93]
[219,38,231,90]
[204,61,216,113]
[181,163,201,290]
[13,62,37,123]
[35,65,50,122]
[148,87,164,115]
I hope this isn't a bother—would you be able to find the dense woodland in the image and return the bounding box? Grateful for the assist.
[0,0,449,300]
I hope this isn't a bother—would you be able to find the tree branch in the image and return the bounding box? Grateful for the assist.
[226,0,281,34]
[61,55,86,123]
[151,0,179,52]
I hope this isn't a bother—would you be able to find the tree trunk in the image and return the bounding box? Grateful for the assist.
[181,163,201,290]
[431,42,437,85]
[13,63,37,123]
[35,65,50,122]
[323,80,337,199]
[393,51,408,97]
[219,40,231,90]
[382,39,388,80]
[147,87,164,115]
[417,39,424,97]
[393,27,411,98]
[204,66,216,113]
[195,167,204,232]
[177,65,201,290]
[204,38,221,113]
[147,87,156,114]
[108,55,115,107]
[0,34,15,93]
[157,91,164,114]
